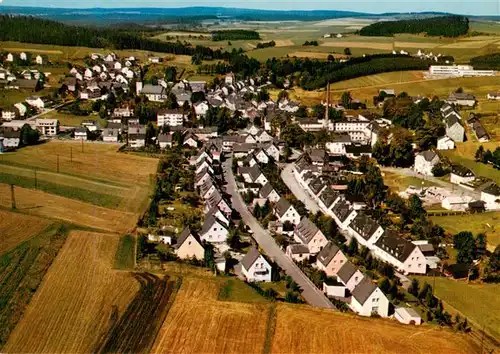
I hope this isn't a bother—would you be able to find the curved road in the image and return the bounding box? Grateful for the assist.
[223,158,333,309]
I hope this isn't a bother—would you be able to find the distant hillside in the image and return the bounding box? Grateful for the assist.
[359,15,469,37]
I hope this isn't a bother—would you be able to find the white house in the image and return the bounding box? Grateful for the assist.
[437,136,455,150]
[158,133,173,149]
[141,84,166,102]
[395,307,422,325]
[2,109,16,121]
[240,247,272,282]
[175,228,205,260]
[414,150,440,176]
[441,196,473,212]
[286,244,311,262]
[259,183,280,203]
[74,127,88,141]
[14,103,27,117]
[316,242,348,277]
[102,128,120,143]
[157,109,184,127]
[6,53,14,62]
[336,262,364,291]
[481,184,500,210]
[274,197,301,226]
[35,119,59,136]
[0,130,21,148]
[450,165,475,185]
[294,217,328,254]
[194,101,210,117]
[350,278,390,317]
[240,165,268,186]
[253,148,270,164]
[347,213,384,248]
[199,215,228,243]
[20,52,27,61]
[206,206,230,227]
[35,55,43,65]
[25,96,45,109]
[373,230,427,275]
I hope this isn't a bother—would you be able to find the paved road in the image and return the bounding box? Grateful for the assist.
[281,164,320,213]
[223,158,333,309]
[381,167,482,199]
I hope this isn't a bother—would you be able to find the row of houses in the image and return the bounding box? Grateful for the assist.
[3,52,45,65]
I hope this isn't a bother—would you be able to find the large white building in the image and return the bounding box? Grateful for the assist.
[36,119,59,136]
[429,65,495,77]
[157,109,184,127]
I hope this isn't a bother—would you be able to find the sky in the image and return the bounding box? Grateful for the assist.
[1,0,500,15]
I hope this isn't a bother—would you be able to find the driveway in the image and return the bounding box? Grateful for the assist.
[223,158,333,309]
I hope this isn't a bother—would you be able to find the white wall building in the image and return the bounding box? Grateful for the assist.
[240,248,272,282]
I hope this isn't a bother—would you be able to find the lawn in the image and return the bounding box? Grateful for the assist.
[44,111,107,127]
[0,88,52,109]
[414,277,500,342]
[382,170,438,193]
[114,234,136,270]
[430,212,500,251]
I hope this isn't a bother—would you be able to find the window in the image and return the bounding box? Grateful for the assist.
[372,306,379,313]
[418,264,422,268]
[188,241,191,245]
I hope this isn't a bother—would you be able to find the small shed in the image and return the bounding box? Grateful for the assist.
[395,307,422,325]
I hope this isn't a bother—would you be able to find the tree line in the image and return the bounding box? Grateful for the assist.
[470,53,500,69]
[359,15,469,38]
[212,30,260,41]
[0,16,230,61]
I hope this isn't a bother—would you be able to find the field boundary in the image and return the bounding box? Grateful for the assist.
[262,303,277,354]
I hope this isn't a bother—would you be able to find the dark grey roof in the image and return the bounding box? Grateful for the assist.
[200,214,226,235]
[240,247,261,270]
[345,144,372,155]
[248,165,263,182]
[375,230,417,263]
[294,217,321,244]
[102,128,119,137]
[336,261,359,284]
[233,143,257,153]
[471,121,489,140]
[308,177,327,195]
[319,189,340,209]
[199,177,215,196]
[317,242,341,267]
[260,182,275,198]
[332,200,354,223]
[449,92,475,100]
[176,227,201,248]
[309,149,327,162]
[446,113,461,128]
[349,213,381,241]
[16,79,38,89]
[275,197,292,218]
[351,278,377,305]
[451,164,474,178]
[158,108,184,115]
[288,244,310,254]
[483,183,500,196]
[141,84,165,95]
[419,150,438,162]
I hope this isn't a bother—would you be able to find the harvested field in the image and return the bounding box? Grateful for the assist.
[151,278,270,354]
[271,303,479,354]
[4,231,141,354]
[394,41,439,48]
[321,41,393,50]
[273,39,295,47]
[0,184,137,233]
[0,209,52,254]
[439,40,500,49]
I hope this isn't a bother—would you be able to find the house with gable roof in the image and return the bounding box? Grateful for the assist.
[294,217,328,254]
[259,183,280,203]
[332,200,357,230]
[274,197,301,226]
[286,244,311,262]
[175,228,205,260]
[240,247,272,282]
[318,189,342,215]
[347,213,384,248]
[350,278,390,317]
[336,261,364,292]
[316,242,348,277]
[414,150,440,176]
[199,215,228,243]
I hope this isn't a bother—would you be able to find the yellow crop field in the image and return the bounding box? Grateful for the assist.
[152,278,270,354]
[0,184,137,233]
[271,304,479,354]
[0,209,52,254]
[4,231,140,354]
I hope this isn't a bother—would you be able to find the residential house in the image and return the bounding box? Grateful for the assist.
[199,215,228,243]
[323,278,348,298]
[128,126,146,148]
[113,107,133,118]
[35,55,43,65]
[286,244,311,262]
[373,230,427,275]
[195,167,212,187]
[437,136,455,150]
[316,242,348,277]
[196,158,214,174]
[255,130,273,143]
[347,213,384,248]
[183,133,199,148]
[332,200,357,230]
[446,92,476,107]
[206,190,232,217]
[345,144,372,159]
[468,116,489,142]
[259,183,280,203]
[194,101,210,117]
[309,149,327,167]
[199,178,217,200]
[0,129,21,149]
[19,52,27,61]
[14,103,27,117]
[350,278,390,317]
[25,96,45,109]
[445,115,465,143]
[141,84,167,102]
[274,197,301,226]
[441,196,473,211]
[158,133,173,149]
[294,217,328,254]
[2,108,16,121]
[262,142,280,161]
[481,183,500,210]
[36,119,59,136]
[240,247,272,282]
[74,127,88,141]
[307,177,327,198]
[102,128,120,143]
[253,148,270,164]
[336,261,364,291]
[318,189,341,215]
[6,53,14,62]
[414,150,440,176]
[240,165,268,185]
[157,109,184,127]
[175,228,205,260]
[450,165,475,185]
[395,307,422,325]
[487,92,500,100]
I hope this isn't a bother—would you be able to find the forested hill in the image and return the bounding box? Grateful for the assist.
[359,16,469,37]
[0,15,229,60]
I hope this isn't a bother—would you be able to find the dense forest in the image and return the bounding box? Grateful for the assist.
[359,16,469,37]
[0,16,230,61]
[470,53,500,69]
[212,30,260,41]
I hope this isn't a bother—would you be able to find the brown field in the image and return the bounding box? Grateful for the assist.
[151,278,270,354]
[0,183,137,233]
[4,231,140,354]
[271,304,479,354]
[273,39,295,47]
[0,209,52,254]
[289,51,330,59]
[2,47,64,54]
[439,40,500,49]
[321,41,393,50]
[394,41,439,48]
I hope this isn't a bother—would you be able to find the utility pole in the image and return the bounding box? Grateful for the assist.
[10,184,16,210]
[57,154,60,173]
[34,169,37,190]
